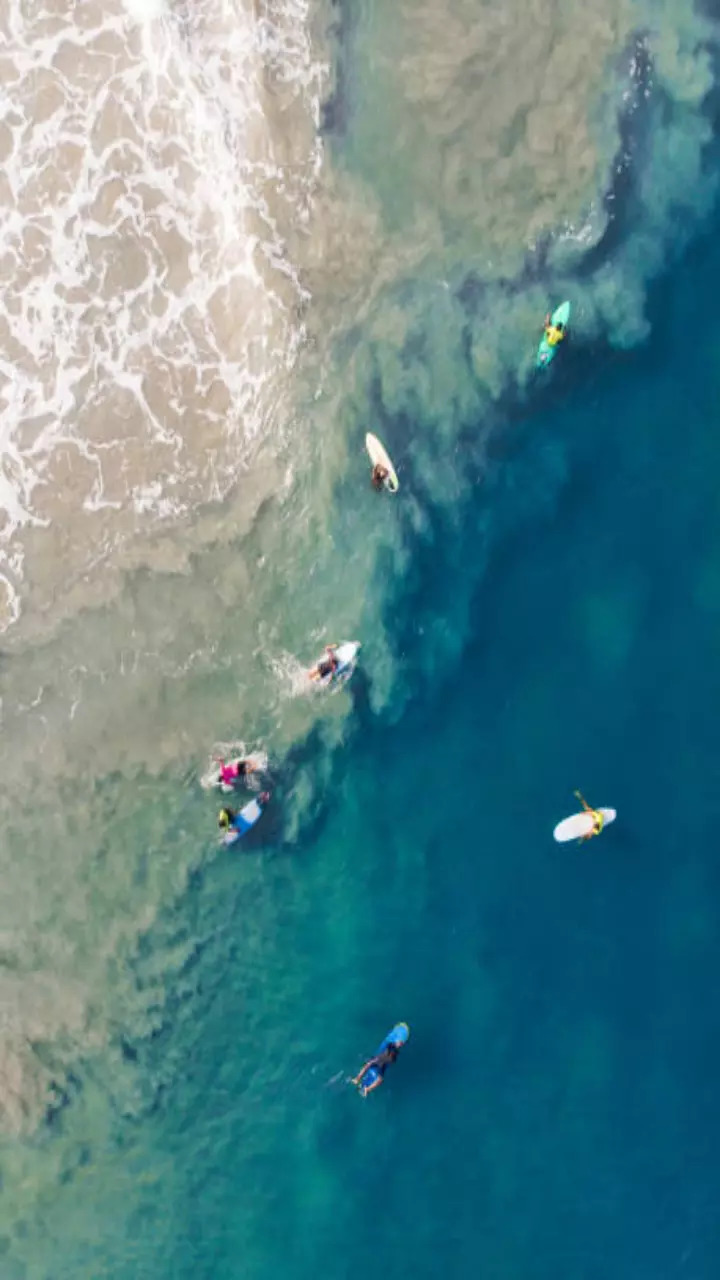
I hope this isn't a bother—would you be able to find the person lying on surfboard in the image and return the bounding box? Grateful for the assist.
[544,313,566,347]
[574,790,605,839]
[218,796,270,832]
[371,462,390,491]
[309,644,339,681]
[214,756,258,787]
[352,1042,400,1095]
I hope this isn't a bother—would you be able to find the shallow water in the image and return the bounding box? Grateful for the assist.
[2,0,720,1274]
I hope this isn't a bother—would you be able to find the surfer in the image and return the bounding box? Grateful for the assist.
[352,1042,400,1096]
[574,790,605,839]
[219,794,270,834]
[214,757,257,787]
[544,312,566,348]
[371,462,390,491]
[365,434,399,493]
[218,805,237,831]
[309,644,339,681]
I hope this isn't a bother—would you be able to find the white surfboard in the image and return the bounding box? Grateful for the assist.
[308,640,360,687]
[553,807,617,843]
[365,432,399,492]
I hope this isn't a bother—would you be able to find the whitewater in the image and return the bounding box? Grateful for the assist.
[0,0,323,634]
[0,0,719,1274]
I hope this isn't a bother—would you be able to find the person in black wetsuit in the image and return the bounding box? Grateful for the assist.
[352,1042,400,1095]
[310,645,339,681]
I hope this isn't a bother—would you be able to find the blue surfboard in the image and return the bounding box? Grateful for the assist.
[537,299,571,368]
[356,1022,409,1095]
[223,794,268,846]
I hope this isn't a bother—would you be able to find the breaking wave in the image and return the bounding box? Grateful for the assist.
[0,0,324,634]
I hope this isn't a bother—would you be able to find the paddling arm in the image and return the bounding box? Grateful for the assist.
[363,1075,383,1094]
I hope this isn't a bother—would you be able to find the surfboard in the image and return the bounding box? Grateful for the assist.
[553,807,616,843]
[356,1023,409,1096]
[222,794,269,846]
[365,432,399,492]
[380,1022,409,1049]
[537,300,571,368]
[308,640,360,687]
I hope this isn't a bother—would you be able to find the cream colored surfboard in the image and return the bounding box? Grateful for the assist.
[365,432,399,492]
[553,807,616,843]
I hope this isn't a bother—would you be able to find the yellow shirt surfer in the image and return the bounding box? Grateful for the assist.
[544,315,566,347]
[574,790,604,840]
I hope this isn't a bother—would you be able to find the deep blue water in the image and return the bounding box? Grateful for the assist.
[120,226,720,1280]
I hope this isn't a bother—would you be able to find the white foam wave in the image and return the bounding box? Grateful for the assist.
[0,0,326,637]
[267,649,315,699]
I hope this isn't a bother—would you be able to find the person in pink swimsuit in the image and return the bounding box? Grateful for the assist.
[215,758,257,787]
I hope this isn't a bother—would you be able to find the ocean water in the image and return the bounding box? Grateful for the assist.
[13,225,720,1280]
[119,233,720,1280]
[2,0,720,1276]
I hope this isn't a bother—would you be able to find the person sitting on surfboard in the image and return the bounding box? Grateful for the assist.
[218,796,270,831]
[371,462,390,491]
[215,757,257,787]
[575,790,604,839]
[352,1042,400,1095]
[544,313,566,347]
[310,645,339,681]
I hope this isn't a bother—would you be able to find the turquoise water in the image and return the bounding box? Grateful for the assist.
[29,227,720,1279]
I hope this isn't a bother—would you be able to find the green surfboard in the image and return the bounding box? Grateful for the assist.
[537,300,571,368]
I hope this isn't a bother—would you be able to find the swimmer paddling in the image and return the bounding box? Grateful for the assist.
[352,1023,409,1098]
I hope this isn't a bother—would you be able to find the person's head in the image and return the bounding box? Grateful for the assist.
[259,791,271,805]
[218,808,233,828]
